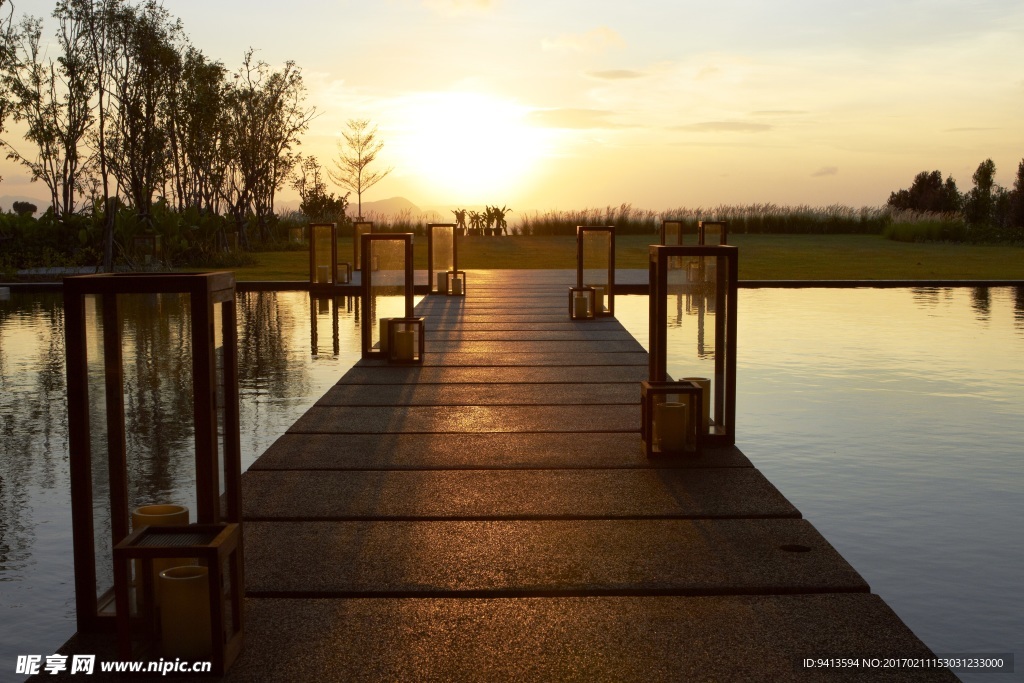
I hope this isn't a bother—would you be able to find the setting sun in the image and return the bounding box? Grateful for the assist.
[387,92,553,202]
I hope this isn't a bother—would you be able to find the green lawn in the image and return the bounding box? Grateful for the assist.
[231,234,1024,281]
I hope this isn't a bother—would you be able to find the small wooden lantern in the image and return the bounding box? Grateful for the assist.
[648,245,738,446]
[386,317,425,364]
[337,262,353,285]
[427,223,458,294]
[133,234,161,265]
[577,226,615,316]
[309,222,339,285]
[352,220,374,271]
[288,227,304,244]
[445,270,467,296]
[568,286,597,320]
[361,233,414,359]
[698,220,728,245]
[113,523,243,675]
[63,273,242,632]
[641,380,703,457]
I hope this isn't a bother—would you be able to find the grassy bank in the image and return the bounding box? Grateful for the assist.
[228,234,1024,281]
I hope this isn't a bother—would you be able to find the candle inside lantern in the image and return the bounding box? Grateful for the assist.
[379,319,390,352]
[654,400,688,452]
[394,329,416,360]
[589,285,605,313]
[317,265,329,283]
[158,566,212,660]
[371,255,380,271]
[683,377,711,432]
[131,505,191,607]
[573,294,589,318]
[452,276,463,296]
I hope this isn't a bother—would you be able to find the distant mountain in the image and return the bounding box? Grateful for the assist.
[355,196,422,218]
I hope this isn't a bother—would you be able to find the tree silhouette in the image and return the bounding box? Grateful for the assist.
[963,158,998,226]
[329,118,391,218]
[886,170,960,213]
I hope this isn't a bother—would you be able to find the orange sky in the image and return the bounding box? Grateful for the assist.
[3,0,1023,213]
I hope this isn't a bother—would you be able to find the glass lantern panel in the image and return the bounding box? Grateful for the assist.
[663,221,683,246]
[702,222,725,245]
[581,231,610,309]
[432,226,454,291]
[84,293,114,603]
[312,225,333,283]
[664,254,730,432]
[368,240,408,351]
[353,223,372,270]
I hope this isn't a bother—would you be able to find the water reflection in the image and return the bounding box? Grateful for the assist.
[0,290,361,667]
[1015,286,1024,332]
[970,286,991,322]
[1,286,1022,675]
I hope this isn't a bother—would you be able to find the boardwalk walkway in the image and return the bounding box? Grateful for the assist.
[220,270,951,681]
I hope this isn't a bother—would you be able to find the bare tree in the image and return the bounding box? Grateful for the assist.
[328,118,391,218]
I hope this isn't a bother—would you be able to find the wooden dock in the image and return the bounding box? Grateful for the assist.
[38,269,952,681]
[226,270,951,681]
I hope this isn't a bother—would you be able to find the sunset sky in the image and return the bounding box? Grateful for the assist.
[4,0,1024,213]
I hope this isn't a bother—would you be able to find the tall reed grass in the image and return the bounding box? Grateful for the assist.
[284,203,983,243]
[516,203,892,236]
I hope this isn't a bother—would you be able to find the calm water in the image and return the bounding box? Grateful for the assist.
[1,286,1022,681]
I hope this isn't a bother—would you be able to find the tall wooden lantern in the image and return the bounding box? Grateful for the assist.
[660,219,694,246]
[427,223,458,294]
[63,273,242,633]
[575,226,615,317]
[648,245,738,447]
[361,233,416,360]
[352,220,374,271]
[698,220,728,245]
[309,222,338,285]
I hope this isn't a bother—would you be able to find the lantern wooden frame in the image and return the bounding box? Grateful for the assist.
[698,220,729,245]
[445,270,467,296]
[576,226,615,317]
[648,246,738,446]
[640,380,703,457]
[113,523,243,675]
[568,286,597,320]
[427,223,458,294]
[361,233,414,358]
[660,219,694,246]
[132,234,162,265]
[386,317,425,364]
[352,220,374,271]
[309,222,339,285]
[63,273,242,632]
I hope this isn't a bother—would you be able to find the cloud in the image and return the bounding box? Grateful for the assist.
[587,69,645,80]
[750,110,809,117]
[527,108,624,129]
[542,27,625,53]
[422,0,495,16]
[811,166,838,177]
[672,121,773,133]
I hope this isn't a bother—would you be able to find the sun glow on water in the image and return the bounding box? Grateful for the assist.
[388,92,553,201]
